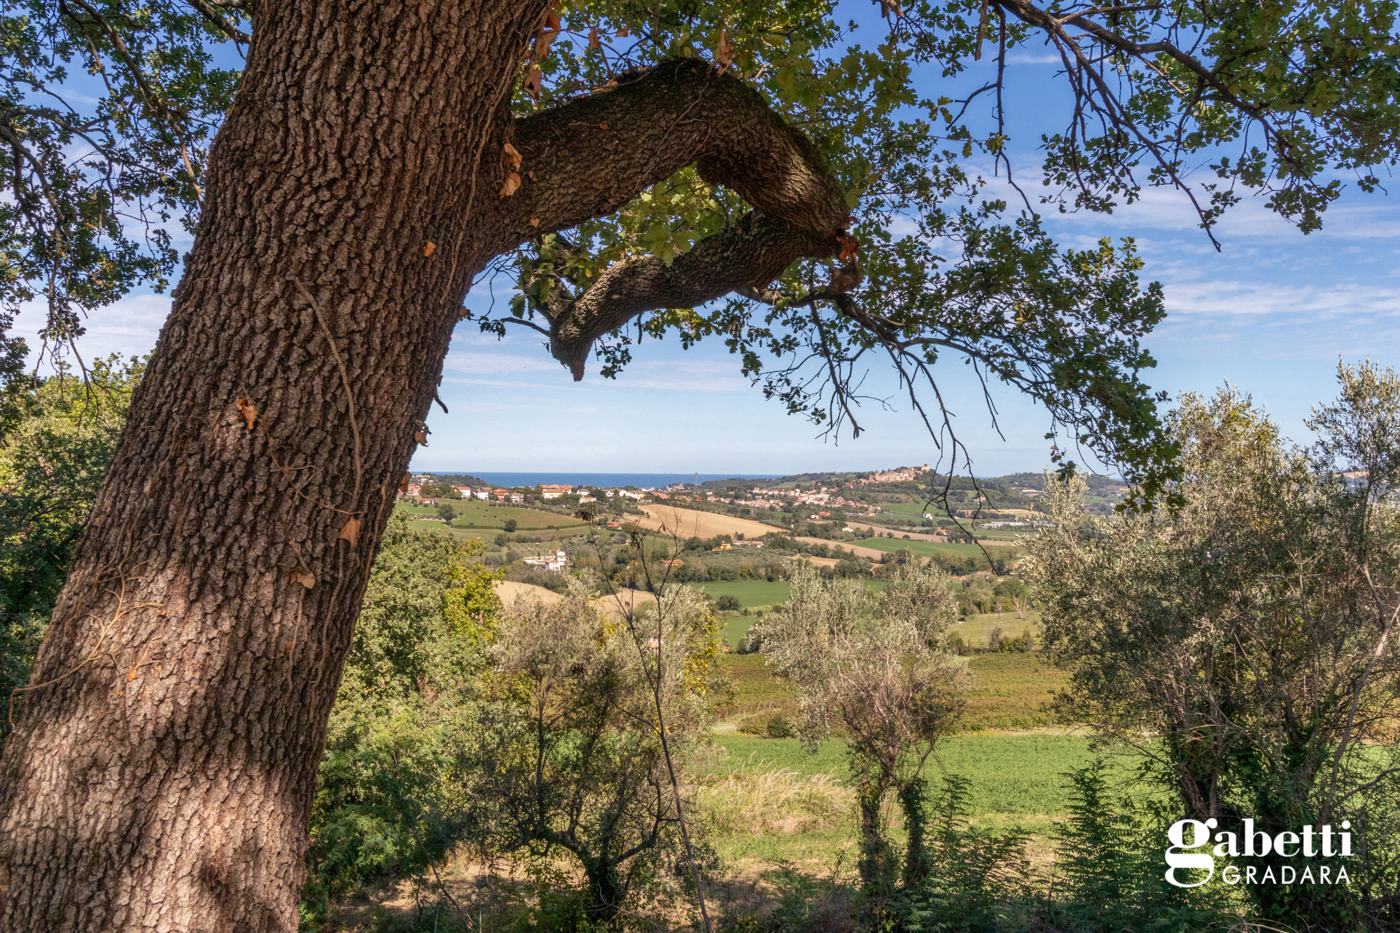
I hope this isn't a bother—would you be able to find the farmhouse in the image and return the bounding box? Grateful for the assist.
[523,550,568,573]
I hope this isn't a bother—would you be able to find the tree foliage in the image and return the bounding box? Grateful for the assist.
[0,0,241,361]
[751,560,965,893]
[305,515,501,909]
[0,354,141,735]
[465,584,721,925]
[1027,363,1400,927]
[6,0,1398,496]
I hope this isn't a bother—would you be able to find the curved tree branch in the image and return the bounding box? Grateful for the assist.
[545,212,836,378]
[500,57,849,378]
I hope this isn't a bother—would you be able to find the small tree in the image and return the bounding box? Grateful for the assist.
[305,515,501,915]
[435,502,456,523]
[750,562,965,896]
[467,584,719,925]
[502,518,518,533]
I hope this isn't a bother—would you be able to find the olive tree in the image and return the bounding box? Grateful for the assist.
[465,584,719,925]
[1028,363,1400,927]
[751,560,965,894]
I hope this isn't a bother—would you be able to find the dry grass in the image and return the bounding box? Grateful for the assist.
[492,580,659,619]
[696,765,854,838]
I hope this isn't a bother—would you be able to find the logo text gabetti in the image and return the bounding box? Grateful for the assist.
[1165,818,1352,888]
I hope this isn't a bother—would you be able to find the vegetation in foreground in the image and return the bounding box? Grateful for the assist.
[296,365,1399,933]
[4,363,1397,932]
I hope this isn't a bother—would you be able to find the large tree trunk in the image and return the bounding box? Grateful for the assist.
[0,3,542,929]
[0,3,846,929]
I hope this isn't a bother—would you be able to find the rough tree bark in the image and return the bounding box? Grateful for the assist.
[0,4,848,931]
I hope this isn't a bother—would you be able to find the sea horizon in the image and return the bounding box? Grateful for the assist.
[431,471,786,490]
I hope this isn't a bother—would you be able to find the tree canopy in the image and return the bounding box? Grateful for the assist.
[5,0,1396,496]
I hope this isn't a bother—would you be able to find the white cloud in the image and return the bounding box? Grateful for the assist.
[13,293,171,368]
[1163,280,1400,319]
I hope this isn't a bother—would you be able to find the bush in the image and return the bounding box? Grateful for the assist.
[998,628,1033,653]
[502,518,517,533]
[715,594,743,612]
[895,775,1033,932]
[1047,761,1242,933]
[765,714,794,738]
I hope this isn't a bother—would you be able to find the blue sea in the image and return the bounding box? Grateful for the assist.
[452,472,783,490]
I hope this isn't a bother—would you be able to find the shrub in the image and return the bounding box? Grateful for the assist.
[895,775,1033,932]
[715,594,743,612]
[1047,761,1243,933]
[765,714,794,738]
[998,628,1033,653]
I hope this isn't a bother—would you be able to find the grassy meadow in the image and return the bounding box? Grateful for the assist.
[697,646,1093,874]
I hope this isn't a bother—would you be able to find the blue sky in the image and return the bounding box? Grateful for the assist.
[17,4,1397,477]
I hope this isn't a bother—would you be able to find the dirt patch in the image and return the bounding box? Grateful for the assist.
[793,538,891,561]
[593,587,659,617]
[790,555,843,569]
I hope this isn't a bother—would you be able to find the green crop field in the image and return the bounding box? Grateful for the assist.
[721,647,1068,734]
[860,536,988,558]
[960,650,1068,730]
[396,499,588,531]
[696,580,789,607]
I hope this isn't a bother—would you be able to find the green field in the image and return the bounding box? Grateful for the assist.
[696,580,790,607]
[860,536,989,558]
[956,611,1041,650]
[707,734,1092,820]
[707,649,1089,865]
[397,499,589,531]
[872,501,943,519]
[721,646,1067,734]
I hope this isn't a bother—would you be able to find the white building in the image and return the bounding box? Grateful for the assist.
[523,549,568,572]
